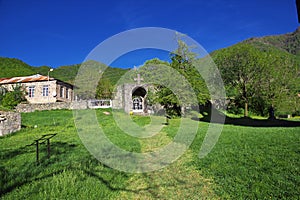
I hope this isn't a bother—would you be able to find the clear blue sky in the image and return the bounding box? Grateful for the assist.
[0,0,299,69]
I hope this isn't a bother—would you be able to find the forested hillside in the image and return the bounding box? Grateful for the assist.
[244,27,300,58]
[1,27,299,116]
[0,57,36,78]
[0,57,128,85]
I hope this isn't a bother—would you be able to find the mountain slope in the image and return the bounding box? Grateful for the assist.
[0,57,37,78]
[0,57,128,85]
[1,27,299,86]
[244,27,300,57]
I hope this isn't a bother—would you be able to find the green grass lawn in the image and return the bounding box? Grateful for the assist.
[0,109,299,199]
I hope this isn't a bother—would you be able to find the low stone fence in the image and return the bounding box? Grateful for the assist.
[16,101,88,113]
[0,111,21,136]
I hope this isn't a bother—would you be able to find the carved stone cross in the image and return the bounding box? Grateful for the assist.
[134,74,143,84]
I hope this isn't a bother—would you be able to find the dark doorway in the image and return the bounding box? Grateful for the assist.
[132,87,147,112]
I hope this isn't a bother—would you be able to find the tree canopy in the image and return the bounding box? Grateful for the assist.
[212,43,299,117]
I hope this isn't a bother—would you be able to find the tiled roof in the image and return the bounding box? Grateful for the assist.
[0,74,54,84]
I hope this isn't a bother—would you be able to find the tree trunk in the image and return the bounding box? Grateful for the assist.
[268,105,275,119]
[244,101,248,117]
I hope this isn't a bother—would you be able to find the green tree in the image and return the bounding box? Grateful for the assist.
[95,77,113,99]
[1,92,18,109]
[254,50,299,116]
[213,43,264,117]
[213,43,299,117]
[137,60,189,117]
[153,85,181,116]
[137,40,210,117]
[170,39,210,105]
[0,85,25,109]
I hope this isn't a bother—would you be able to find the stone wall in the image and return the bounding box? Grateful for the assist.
[112,85,124,110]
[0,111,21,137]
[112,83,153,113]
[16,101,88,113]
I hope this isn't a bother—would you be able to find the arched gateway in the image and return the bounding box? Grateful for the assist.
[132,86,147,112]
[112,74,152,114]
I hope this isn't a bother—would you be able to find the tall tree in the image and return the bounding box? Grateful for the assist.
[213,43,299,117]
[95,77,113,99]
[170,40,210,105]
[214,43,263,117]
[143,39,208,116]
[255,49,299,116]
[138,60,195,117]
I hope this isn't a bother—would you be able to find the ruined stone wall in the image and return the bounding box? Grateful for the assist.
[16,101,88,113]
[112,85,124,109]
[0,111,21,136]
[112,83,153,113]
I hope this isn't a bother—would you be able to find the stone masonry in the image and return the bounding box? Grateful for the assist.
[112,83,152,113]
[16,101,88,113]
[0,111,21,136]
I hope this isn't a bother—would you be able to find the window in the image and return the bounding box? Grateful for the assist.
[28,86,35,98]
[42,85,49,97]
[60,86,64,98]
[66,88,69,99]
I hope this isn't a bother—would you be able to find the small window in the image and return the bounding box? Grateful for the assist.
[60,86,64,98]
[66,88,69,99]
[42,85,49,97]
[28,86,35,98]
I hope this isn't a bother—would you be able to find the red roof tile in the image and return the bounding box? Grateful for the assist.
[0,74,54,84]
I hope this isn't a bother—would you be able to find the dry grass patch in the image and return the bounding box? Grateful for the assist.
[119,124,217,199]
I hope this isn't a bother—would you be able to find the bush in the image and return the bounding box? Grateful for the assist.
[1,92,19,109]
[0,85,25,110]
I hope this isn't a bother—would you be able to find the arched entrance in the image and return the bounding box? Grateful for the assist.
[132,87,147,112]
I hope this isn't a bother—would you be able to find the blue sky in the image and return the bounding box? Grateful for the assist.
[0,0,299,69]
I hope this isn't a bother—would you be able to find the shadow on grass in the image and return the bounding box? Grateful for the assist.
[80,168,156,193]
[1,144,186,199]
[193,112,300,127]
[0,141,156,198]
[0,141,78,196]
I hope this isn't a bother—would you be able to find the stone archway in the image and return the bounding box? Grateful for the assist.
[132,87,147,112]
[112,83,152,113]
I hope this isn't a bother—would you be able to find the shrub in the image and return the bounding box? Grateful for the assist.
[1,92,18,109]
[0,85,26,110]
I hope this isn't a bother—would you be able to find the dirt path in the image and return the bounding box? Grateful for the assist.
[118,130,218,199]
